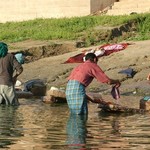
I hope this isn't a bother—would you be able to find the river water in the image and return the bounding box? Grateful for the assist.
[1,97,150,150]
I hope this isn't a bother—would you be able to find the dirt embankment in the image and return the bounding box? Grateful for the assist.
[9,39,150,97]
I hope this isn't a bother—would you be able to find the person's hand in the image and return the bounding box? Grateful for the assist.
[111,79,121,87]
[147,73,150,80]
[109,79,121,87]
[115,81,121,87]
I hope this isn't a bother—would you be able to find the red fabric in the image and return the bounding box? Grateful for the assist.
[100,43,128,56]
[63,43,129,64]
[64,53,84,63]
[68,60,110,87]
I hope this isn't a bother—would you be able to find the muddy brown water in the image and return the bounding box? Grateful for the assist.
[1,94,150,150]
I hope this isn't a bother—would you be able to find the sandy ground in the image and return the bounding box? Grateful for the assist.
[11,40,150,108]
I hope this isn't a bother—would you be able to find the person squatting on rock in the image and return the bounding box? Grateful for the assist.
[65,53,121,115]
[0,42,23,105]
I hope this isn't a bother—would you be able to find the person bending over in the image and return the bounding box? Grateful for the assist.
[65,53,120,115]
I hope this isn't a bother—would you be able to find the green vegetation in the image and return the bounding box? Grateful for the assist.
[0,13,150,46]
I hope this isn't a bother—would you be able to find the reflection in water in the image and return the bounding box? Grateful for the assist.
[1,99,150,149]
[0,106,23,148]
[66,114,88,150]
[95,111,150,149]
[111,118,121,135]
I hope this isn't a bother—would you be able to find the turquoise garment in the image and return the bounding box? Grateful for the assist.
[66,114,87,149]
[15,53,24,64]
[66,80,88,115]
[0,42,8,58]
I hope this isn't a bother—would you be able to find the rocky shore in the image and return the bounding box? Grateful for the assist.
[10,39,150,109]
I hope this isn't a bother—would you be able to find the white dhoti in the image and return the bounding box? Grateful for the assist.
[0,85,19,105]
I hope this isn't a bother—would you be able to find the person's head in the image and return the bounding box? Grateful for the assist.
[0,42,8,58]
[85,53,98,63]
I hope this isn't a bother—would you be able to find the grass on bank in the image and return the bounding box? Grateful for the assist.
[0,13,150,46]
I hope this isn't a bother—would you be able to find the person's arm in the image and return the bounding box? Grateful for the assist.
[13,56,23,84]
[107,79,121,87]
[13,68,23,84]
[92,64,121,87]
[13,69,23,78]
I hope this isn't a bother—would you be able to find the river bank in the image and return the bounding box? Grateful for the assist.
[10,39,150,108]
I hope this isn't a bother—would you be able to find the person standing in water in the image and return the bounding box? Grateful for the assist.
[0,42,23,105]
[66,53,120,115]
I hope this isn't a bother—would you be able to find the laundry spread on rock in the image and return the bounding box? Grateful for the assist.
[63,43,129,63]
